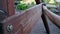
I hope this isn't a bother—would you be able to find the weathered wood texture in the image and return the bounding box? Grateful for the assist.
[35,0,50,33]
[8,0,15,16]
[44,8,60,28]
[2,4,42,34]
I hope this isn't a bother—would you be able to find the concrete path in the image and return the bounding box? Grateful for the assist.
[30,17,60,34]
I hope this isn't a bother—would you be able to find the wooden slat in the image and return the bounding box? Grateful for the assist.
[2,4,42,34]
[8,0,15,16]
[43,6,60,28]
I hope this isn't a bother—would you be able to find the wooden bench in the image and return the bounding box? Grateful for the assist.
[2,4,42,34]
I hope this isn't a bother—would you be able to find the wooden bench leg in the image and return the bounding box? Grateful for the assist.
[41,13,50,34]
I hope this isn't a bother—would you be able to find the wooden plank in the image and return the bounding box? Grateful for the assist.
[43,6,60,28]
[2,4,42,34]
[35,0,50,33]
[8,0,15,16]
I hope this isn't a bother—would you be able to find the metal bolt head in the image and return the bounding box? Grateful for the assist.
[7,25,13,32]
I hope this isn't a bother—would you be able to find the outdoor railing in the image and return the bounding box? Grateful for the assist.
[43,5,60,28]
[1,4,44,34]
[0,3,60,34]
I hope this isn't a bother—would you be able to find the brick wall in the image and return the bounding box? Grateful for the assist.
[2,4,42,34]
